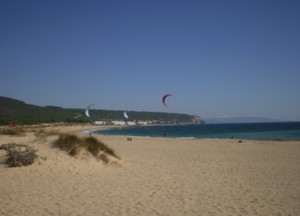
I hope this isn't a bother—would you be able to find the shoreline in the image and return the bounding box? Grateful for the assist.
[85,124,300,141]
[2,123,300,141]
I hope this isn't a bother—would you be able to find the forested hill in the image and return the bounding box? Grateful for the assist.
[0,96,204,125]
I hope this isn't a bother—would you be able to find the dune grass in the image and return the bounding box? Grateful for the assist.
[0,127,26,136]
[34,129,60,138]
[53,133,120,163]
[84,136,119,159]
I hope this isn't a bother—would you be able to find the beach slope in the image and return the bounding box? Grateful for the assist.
[1,125,300,216]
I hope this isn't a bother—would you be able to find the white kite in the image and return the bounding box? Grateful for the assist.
[85,104,93,117]
[124,110,129,119]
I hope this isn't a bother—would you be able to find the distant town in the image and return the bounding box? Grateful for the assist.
[94,115,203,126]
[94,120,180,126]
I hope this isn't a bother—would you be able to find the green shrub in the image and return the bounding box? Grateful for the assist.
[1,143,38,167]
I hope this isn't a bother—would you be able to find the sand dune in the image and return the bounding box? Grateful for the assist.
[1,124,300,216]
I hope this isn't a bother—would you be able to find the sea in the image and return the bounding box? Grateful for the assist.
[93,122,300,140]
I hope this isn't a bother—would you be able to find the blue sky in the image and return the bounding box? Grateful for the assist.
[1,0,300,121]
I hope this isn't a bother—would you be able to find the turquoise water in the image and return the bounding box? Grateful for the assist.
[94,122,300,140]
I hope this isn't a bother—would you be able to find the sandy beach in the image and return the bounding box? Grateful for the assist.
[1,124,300,216]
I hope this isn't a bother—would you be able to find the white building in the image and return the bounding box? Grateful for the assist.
[94,121,106,125]
[127,121,136,126]
[112,120,126,126]
[137,120,148,125]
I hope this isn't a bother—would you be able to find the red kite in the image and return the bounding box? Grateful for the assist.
[162,94,174,108]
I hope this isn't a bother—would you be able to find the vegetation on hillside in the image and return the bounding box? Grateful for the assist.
[0,96,203,125]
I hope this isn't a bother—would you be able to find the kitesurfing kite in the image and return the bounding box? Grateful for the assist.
[85,104,93,117]
[162,94,174,108]
[124,110,129,119]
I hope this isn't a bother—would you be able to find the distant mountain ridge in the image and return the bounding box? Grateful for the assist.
[0,96,204,125]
